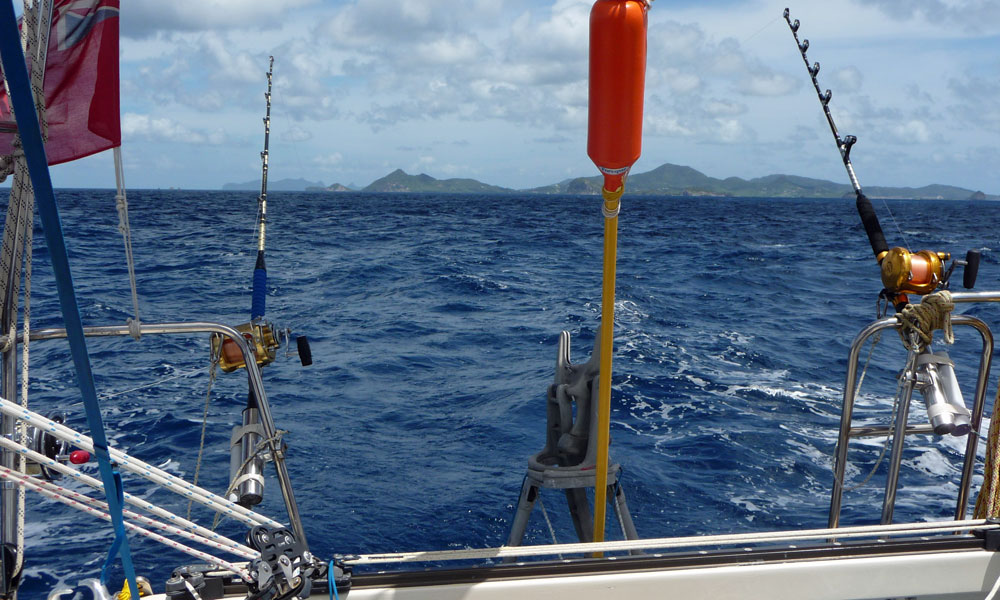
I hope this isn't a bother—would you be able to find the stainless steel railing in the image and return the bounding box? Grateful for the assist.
[18,321,309,549]
[830,302,996,528]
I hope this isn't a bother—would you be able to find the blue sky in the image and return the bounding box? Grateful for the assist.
[43,0,1000,193]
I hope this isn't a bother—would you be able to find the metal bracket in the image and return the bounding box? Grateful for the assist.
[975,519,1000,551]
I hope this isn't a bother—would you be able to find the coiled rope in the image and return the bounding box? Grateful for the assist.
[895,290,954,351]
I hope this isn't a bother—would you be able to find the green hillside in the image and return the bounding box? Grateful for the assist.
[363,169,512,194]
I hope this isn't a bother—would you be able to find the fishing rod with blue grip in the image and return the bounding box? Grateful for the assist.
[215,56,310,374]
[251,56,273,322]
[784,8,979,307]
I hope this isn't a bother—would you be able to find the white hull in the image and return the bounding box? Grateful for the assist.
[139,540,1000,600]
[341,550,1000,600]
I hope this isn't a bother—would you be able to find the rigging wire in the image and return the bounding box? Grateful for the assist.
[97,365,208,400]
[188,344,221,520]
[741,15,779,44]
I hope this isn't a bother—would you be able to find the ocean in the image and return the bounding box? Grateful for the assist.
[13,190,1000,596]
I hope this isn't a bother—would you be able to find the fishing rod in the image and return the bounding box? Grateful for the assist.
[783,8,979,306]
[206,57,312,543]
[214,56,310,376]
[252,56,273,322]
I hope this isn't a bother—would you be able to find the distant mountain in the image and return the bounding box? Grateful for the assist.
[528,163,996,200]
[363,169,512,194]
[306,183,353,192]
[222,178,325,191]
[231,164,995,199]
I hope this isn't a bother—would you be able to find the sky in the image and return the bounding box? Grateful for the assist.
[41,0,1000,193]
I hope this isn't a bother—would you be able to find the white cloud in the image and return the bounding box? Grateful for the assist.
[745,73,798,96]
[281,125,313,143]
[890,119,931,143]
[715,118,750,143]
[948,73,1000,132]
[121,0,320,38]
[834,67,864,93]
[313,153,343,168]
[104,1,1000,193]
[645,113,695,137]
[856,0,1000,34]
[122,113,226,145]
[410,155,436,174]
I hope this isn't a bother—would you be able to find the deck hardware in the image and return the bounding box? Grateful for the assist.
[975,518,1000,551]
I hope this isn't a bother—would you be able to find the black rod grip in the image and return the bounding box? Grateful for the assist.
[856,193,889,259]
[963,249,981,289]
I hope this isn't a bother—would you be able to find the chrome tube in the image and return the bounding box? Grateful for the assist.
[950,291,1000,303]
[235,406,264,507]
[830,315,993,527]
[954,317,993,519]
[21,321,309,549]
[829,317,897,528]
[880,349,918,524]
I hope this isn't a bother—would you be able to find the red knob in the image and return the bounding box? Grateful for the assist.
[69,450,90,465]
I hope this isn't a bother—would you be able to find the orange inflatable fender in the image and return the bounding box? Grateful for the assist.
[588,0,648,193]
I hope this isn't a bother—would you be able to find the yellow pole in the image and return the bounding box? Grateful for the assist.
[592,185,622,555]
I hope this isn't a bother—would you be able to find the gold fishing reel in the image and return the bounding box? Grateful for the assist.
[879,247,949,296]
[212,321,280,373]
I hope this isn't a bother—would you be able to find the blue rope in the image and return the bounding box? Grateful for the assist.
[327,560,340,600]
[0,4,140,599]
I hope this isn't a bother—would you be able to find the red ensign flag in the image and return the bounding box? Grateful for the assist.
[0,0,120,165]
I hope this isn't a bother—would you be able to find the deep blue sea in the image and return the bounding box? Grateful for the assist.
[12,190,1000,596]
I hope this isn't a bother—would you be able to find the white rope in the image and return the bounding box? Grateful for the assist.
[0,466,252,581]
[0,464,254,562]
[535,496,562,559]
[13,184,31,581]
[0,396,282,529]
[10,0,50,577]
[0,435,256,559]
[601,199,620,219]
[184,579,205,600]
[113,147,141,340]
[536,496,558,546]
[346,519,996,565]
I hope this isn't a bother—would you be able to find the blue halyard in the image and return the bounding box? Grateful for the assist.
[0,2,140,598]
